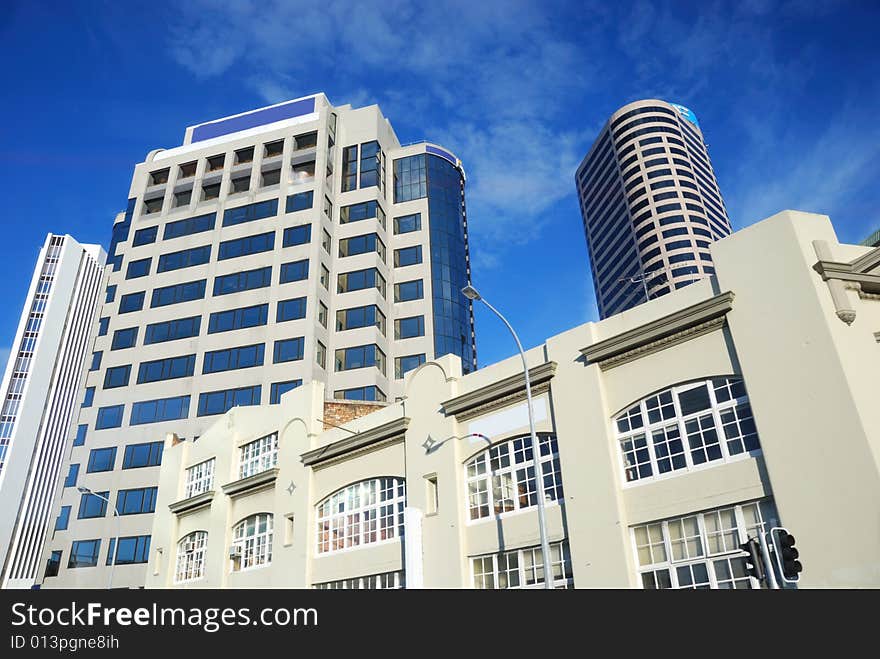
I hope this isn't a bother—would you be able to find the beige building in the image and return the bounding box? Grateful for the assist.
[135,210,878,589]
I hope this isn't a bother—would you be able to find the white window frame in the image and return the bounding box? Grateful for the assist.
[238,432,278,480]
[464,434,564,523]
[315,478,406,555]
[313,571,404,589]
[232,513,273,571]
[174,531,207,583]
[630,499,776,590]
[614,377,761,487]
[471,541,573,589]
[184,458,215,499]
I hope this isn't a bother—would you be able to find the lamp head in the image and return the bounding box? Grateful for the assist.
[461,284,481,301]
[77,486,91,494]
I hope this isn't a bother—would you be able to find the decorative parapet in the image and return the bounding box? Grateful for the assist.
[580,291,735,370]
[168,490,214,515]
[440,362,557,421]
[812,240,880,325]
[300,417,410,468]
[220,468,279,497]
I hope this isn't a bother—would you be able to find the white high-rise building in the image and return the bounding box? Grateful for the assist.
[38,93,477,587]
[0,234,104,589]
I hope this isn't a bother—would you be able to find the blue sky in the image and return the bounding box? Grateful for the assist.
[1,0,879,372]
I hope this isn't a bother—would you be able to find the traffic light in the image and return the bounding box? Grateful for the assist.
[739,537,765,582]
[773,529,802,582]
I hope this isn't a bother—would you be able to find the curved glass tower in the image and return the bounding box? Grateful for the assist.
[575,99,732,318]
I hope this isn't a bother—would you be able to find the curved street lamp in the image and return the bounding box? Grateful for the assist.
[462,284,554,589]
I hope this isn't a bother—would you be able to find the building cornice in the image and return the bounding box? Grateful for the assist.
[812,241,880,324]
[168,490,215,515]
[300,417,410,468]
[440,362,557,421]
[580,291,735,370]
[220,468,279,497]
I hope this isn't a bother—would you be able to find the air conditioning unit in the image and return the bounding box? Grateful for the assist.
[183,541,196,554]
[228,545,242,559]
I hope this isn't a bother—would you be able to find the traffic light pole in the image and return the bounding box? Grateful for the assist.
[757,532,779,589]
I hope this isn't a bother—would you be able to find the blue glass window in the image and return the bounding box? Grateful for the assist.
[273,337,304,363]
[213,267,272,296]
[395,315,425,339]
[282,224,311,247]
[97,317,109,336]
[335,344,384,371]
[150,279,206,308]
[68,539,101,568]
[223,199,278,227]
[86,447,116,473]
[202,343,265,374]
[125,258,151,279]
[73,424,87,447]
[122,441,164,469]
[280,259,309,283]
[393,213,421,234]
[119,291,145,314]
[336,305,384,332]
[95,405,124,429]
[55,506,71,531]
[105,285,117,303]
[77,491,109,518]
[338,268,385,295]
[157,245,211,273]
[111,326,138,350]
[144,316,200,344]
[394,279,423,302]
[270,380,302,404]
[218,231,275,260]
[277,297,306,322]
[335,386,385,402]
[103,364,131,389]
[395,353,426,379]
[197,385,262,416]
[107,535,151,565]
[63,464,79,487]
[359,140,382,189]
[132,225,158,246]
[342,145,358,192]
[130,395,190,425]
[116,487,157,515]
[394,245,422,267]
[393,154,427,202]
[340,200,384,227]
[339,233,384,258]
[207,304,269,334]
[136,354,196,383]
[163,213,216,240]
[89,351,102,371]
[286,191,313,213]
[82,387,95,408]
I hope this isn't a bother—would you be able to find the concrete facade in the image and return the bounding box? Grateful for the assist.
[37,93,476,588]
[135,211,878,589]
[576,99,732,319]
[0,234,104,589]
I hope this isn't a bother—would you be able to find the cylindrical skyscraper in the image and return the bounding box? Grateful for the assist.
[576,99,732,318]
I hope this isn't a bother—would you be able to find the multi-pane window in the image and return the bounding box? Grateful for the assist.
[125,257,151,279]
[239,432,278,480]
[197,385,261,416]
[213,267,271,296]
[393,154,427,202]
[130,395,190,425]
[340,200,385,227]
[270,380,302,404]
[465,435,564,521]
[333,386,385,402]
[119,291,145,313]
[393,213,421,234]
[395,354,426,379]
[338,233,385,260]
[132,225,158,246]
[472,541,573,589]
[232,513,273,570]
[202,344,264,374]
[334,344,385,374]
[394,279,423,302]
[277,297,307,322]
[163,213,215,240]
[116,487,157,515]
[137,354,196,383]
[55,506,71,531]
[78,490,109,518]
[337,268,385,296]
[150,279,206,308]
[103,364,131,389]
[68,539,101,568]
[208,304,269,334]
[86,447,116,473]
[273,337,304,363]
[633,499,777,589]
[280,259,309,283]
[185,458,215,499]
[283,224,311,247]
[122,441,163,469]
[223,199,278,227]
[359,141,383,189]
[63,464,79,488]
[156,245,211,273]
[144,317,199,344]
[175,531,208,583]
[107,535,151,565]
[316,478,406,554]
[111,326,138,350]
[336,305,385,333]
[286,191,313,213]
[341,145,358,192]
[314,571,405,589]
[218,232,275,260]
[615,377,760,484]
[394,245,423,267]
[394,315,425,339]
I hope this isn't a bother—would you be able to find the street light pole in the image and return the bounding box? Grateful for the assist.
[79,487,120,589]
[462,284,554,589]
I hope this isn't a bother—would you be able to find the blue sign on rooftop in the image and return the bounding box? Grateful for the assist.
[191,97,317,143]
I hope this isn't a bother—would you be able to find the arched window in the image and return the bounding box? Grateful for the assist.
[175,531,207,583]
[465,434,563,521]
[316,478,406,554]
[232,513,273,570]
[615,377,760,484]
